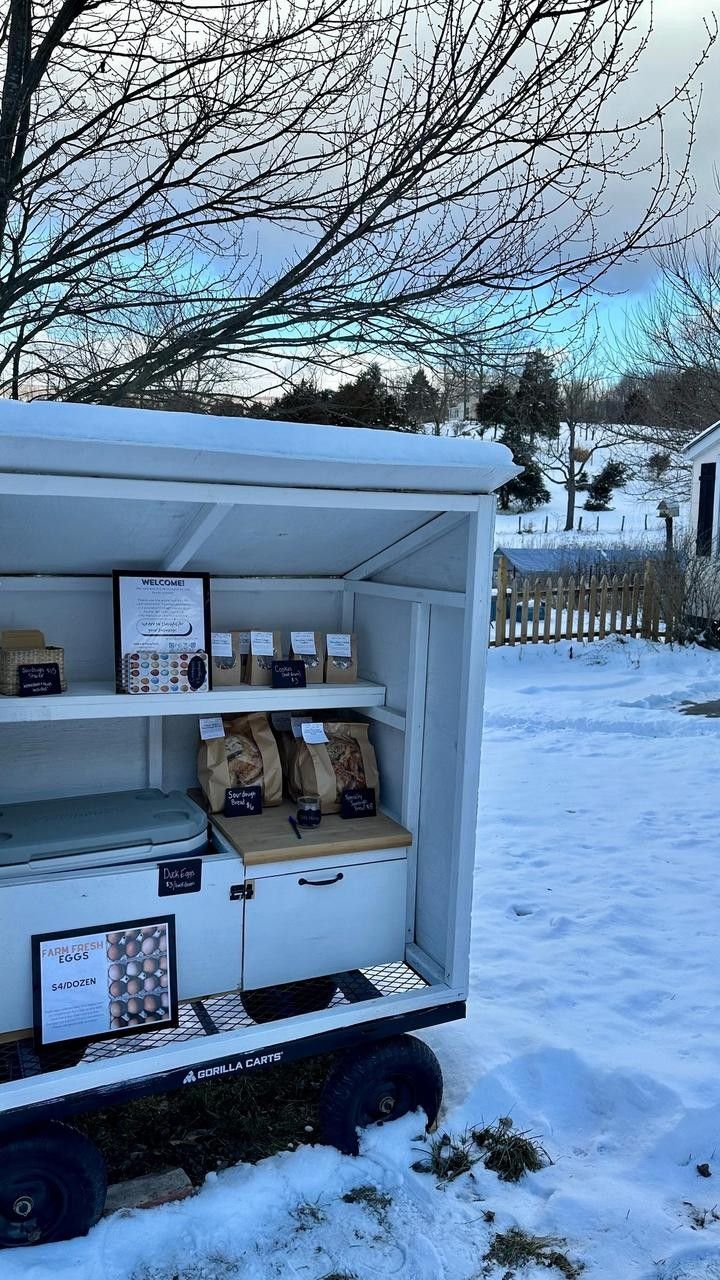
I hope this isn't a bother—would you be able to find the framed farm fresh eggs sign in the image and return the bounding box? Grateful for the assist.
[31,916,178,1049]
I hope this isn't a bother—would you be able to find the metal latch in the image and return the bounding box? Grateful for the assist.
[230,882,254,901]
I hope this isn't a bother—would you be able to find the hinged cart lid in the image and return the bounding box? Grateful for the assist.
[0,789,207,865]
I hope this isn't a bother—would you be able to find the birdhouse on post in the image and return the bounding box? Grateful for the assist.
[657,500,679,549]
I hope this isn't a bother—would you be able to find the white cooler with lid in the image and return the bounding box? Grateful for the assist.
[0,789,244,1037]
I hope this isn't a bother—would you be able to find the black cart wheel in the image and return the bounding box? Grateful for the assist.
[319,1034,443,1155]
[240,975,338,1024]
[0,1122,107,1247]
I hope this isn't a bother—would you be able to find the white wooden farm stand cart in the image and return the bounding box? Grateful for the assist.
[0,401,517,1245]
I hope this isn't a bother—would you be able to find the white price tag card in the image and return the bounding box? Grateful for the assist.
[211,632,233,657]
[199,715,225,740]
[326,633,352,658]
[291,631,316,656]
[237,632,251,655]
[250,630,274,656]
[301,721,329,744]
[291,714,313,738]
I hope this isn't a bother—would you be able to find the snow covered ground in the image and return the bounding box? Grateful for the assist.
[473,422,689,546]
[7,637,720,1280]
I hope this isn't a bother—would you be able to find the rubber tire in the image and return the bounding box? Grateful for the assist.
[240,975,338,1024]
[0,1121,107,1248]
[319,1034,443,1155]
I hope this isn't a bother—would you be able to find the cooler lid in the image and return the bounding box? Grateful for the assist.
[0,789,208,865]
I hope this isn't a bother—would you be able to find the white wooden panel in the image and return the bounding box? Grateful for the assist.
[353,593,411,711]
[0,581,115,682]
[414,605,464,968]
[0,680,387,725]
[401,603,430,941]
[346,513,466,580]
[186,506,433,577]
[0,719,148,803]
[368,720,405,822]
[209,587,341,635]
[446,500,496,993]
[162,715,203,793]
[3,851,243,1036]
[375,519,470,592]
[0,495,191,575]
[243,857,406,989]
[0,580,342,689]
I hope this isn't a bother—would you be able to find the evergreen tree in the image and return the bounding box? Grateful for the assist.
[404,369,439,427]
[476,381,515,432]
[332,363,410,430]
[269,378,335,423]
[496,428,551,512]
[622,386,651,425]
[514,351,561,441]
[584,460,629,510]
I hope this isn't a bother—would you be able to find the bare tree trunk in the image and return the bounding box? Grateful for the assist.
[565,420,577,531]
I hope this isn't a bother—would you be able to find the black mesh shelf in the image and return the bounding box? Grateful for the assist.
[1,962,429,1085]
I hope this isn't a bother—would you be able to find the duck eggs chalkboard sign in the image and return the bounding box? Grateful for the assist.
[157,858,203,897]
[224,786,263,817]
[340,787,377,819]
[271,659,306,689]
[18,662,62,697]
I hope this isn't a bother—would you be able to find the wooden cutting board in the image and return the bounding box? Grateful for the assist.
[212,801,412,865]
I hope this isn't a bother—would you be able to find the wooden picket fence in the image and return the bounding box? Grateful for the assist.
[492,557,672,646]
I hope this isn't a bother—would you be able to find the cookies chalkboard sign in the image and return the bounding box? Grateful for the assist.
[224,786,263,817]
[271,660,307,689]
[340,787,377,819]
[18,662,62,697]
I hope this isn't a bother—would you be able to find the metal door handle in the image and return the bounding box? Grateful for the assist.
[298,873,344,887]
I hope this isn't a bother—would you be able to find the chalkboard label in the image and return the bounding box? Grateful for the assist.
[340,787,377,819]
[271,659,307,689]
[157,858,203,897]
[187,655,208,690]
[224,785,263,817]
[18,662,62,697]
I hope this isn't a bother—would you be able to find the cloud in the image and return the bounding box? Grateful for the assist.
[598,0,719,297]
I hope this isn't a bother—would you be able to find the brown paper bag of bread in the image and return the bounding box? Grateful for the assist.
[198,711,282,812]
[285,721,379,813]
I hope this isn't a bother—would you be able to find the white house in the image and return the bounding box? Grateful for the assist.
[685,421,720,558]
[447,400,470,422]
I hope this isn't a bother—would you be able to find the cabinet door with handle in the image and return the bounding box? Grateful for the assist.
[242,856,407,991]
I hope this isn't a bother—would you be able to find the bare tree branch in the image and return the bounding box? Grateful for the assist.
[0,0,713,400]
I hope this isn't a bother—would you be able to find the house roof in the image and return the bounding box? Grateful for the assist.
[494,544,652,576]
[684,420,720,461]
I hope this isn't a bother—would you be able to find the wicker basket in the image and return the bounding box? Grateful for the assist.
[0,640,67,696]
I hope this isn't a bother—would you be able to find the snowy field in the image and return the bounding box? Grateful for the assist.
[7,637,720,1280]
[480,422,690,547]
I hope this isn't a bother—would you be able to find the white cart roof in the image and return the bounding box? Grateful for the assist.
[0,400,518,577]
[0,399,516,494]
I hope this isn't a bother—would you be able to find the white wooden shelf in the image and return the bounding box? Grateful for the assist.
[0,680,387,723]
